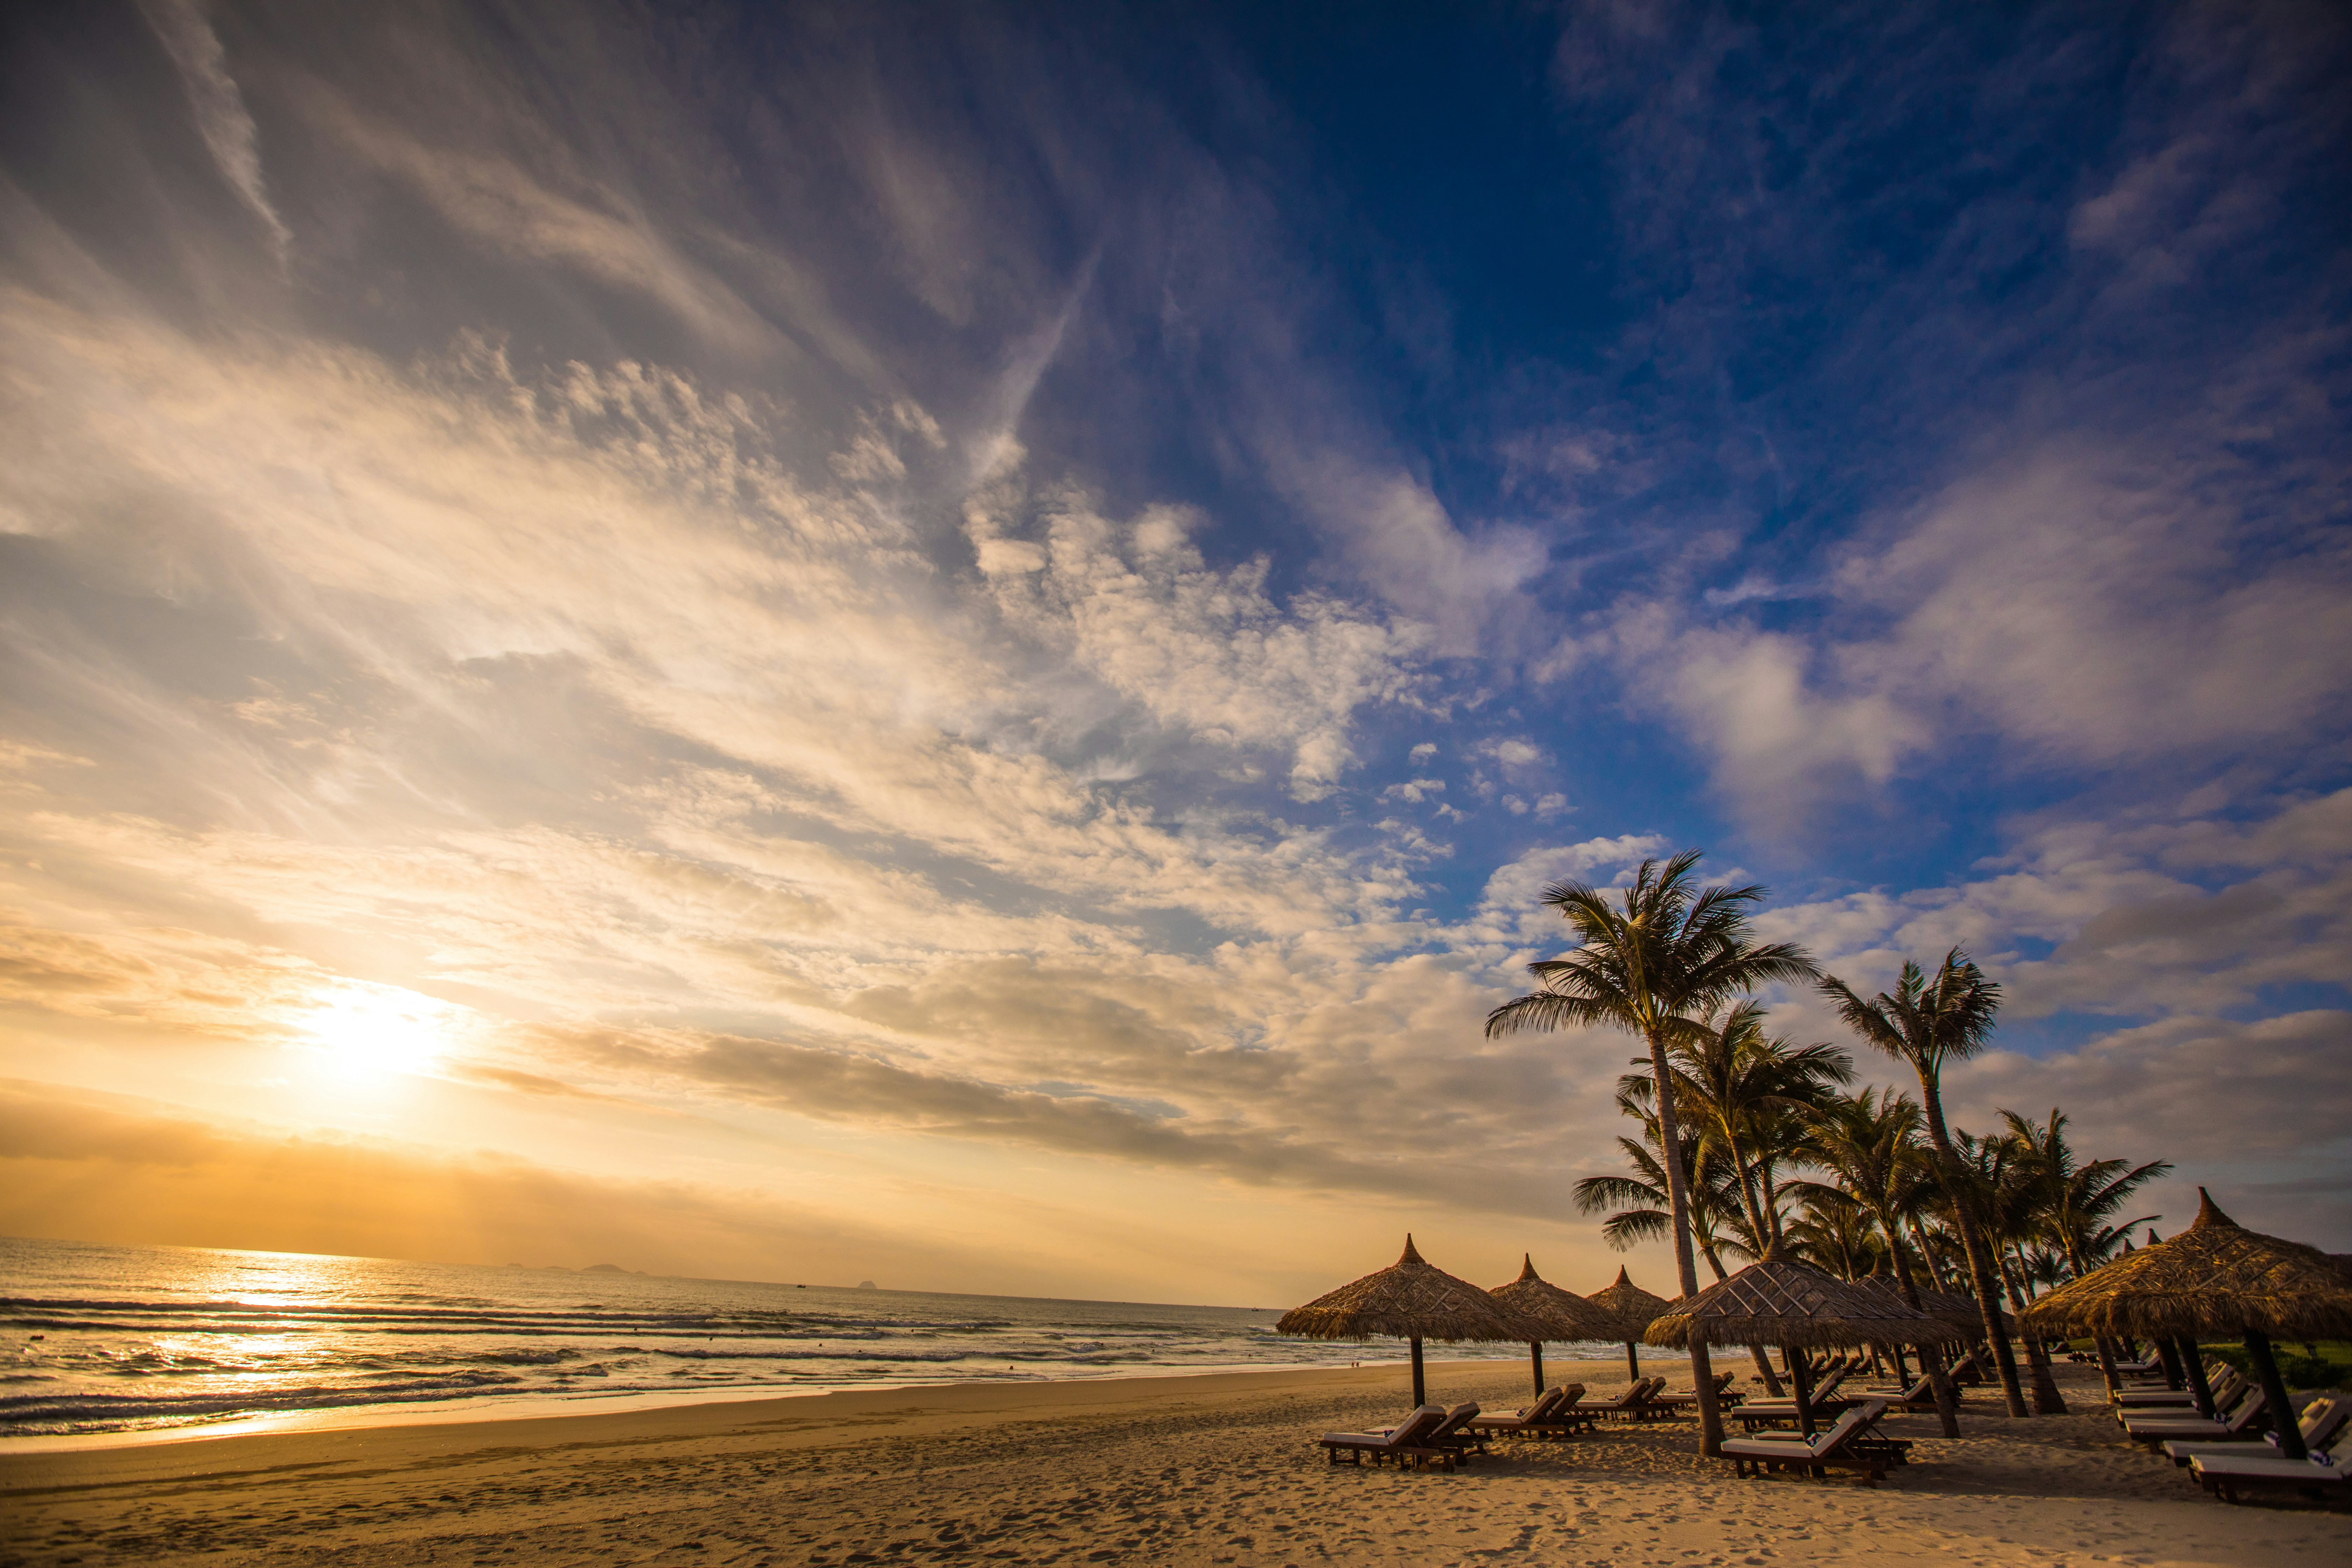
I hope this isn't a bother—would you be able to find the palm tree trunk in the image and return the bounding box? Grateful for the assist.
[2003,1244,2067,1414]
[1916,1078,2030,1418]
[1645,1023,1722,1455]
[1889,1237,1960,1437]
[1909,1216,1952,1290]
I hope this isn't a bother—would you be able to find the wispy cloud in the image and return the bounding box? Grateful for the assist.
[138,0,289,261]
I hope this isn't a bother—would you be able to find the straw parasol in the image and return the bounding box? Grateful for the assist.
[1278,1235,1552,1406]
[1646,1245,1958,1436]
[1587,1266,1674,1381]
[1489,1254,1624,1396]
[2019,1189,2352,1460]
[1852,1271,2015,1335]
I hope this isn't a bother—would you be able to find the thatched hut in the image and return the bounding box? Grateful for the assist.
[1587,1266,1674,1381]
[1646,1245,1957,1436]
[1488,1254,1624,1396]
[2019,1189,2352,1460]
[1278,1235,1551,1406]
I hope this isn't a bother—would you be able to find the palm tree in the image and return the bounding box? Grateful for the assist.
[1998,1107,2169,1391]
[1783,1189,1882,1280]
[1576,1079,1785,1396]
[1959,1125,2068,1413]
[1580,1078,1759,1269]
[1666,1001,1853,1252]
[1491,849,1819,1452]
[1820,949,2031,1418]
[1786,1087,1962,1435]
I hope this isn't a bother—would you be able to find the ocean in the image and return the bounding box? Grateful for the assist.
[1,1236,1578,1445]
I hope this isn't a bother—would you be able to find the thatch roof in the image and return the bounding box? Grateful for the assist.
[1851,1271,2015,1335]
[1277,1236,1553,1343]
[1587,1266,1674,1340]
[1645,1246,1961,1350]
[2018,1189,2352,1342]
[1488,1255,1624,1343]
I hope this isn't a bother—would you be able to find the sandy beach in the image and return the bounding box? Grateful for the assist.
[4,1357,2346,1567]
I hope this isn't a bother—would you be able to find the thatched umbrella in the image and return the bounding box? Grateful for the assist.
[1647,1245,1958,1436]
[1278,1235,1552,1407]
[1853,1271,2015,1335]
[1489,1254,1624,1396]
[1587,1266,1674,1381]
[2019,1189,2352,1460]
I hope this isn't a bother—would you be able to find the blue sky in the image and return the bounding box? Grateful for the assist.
[0,0,2345,1297]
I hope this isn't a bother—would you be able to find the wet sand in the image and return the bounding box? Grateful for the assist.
[3,1358,2346,1566]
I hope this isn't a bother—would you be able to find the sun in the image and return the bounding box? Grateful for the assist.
[298,984,457,1079]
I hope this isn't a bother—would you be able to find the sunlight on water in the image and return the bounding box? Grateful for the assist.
[0,1237,1563,1442]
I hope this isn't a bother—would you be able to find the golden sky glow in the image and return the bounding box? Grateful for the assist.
[3,0,2347,1298]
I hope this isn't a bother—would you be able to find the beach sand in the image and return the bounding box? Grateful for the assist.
[3,1358,2345,1566]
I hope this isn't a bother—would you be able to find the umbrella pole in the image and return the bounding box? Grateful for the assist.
[1530,1342,1545,1397]
[1624,1339,1640,1381]
[1410,1336,1426,1408]
[1792,1348,1816,1440]
[2178,1337,2217,1420]
[2155,1338,2185,1391]
[2243,1332,2305,1461]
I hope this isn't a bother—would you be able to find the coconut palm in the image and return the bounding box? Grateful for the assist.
[1958,1126,2069,1413]
[1490,850,1820,1453]
[1820,949,2033,1418]
[1665,1001,1853,1252]
[1577,1078,1786,1395]
[1783,1188,1882,1280]
[1785,1087,1962,1435]
[1576,1080,1758,1276]
[1997,1107,2169,1390]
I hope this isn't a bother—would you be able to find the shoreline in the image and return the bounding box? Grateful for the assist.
[0,1353,1569,1460]
[8,1357,2344,1567]
[0,1357,1586,1483]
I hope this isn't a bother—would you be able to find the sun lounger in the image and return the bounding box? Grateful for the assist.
[1322,1404,1459,1470]
[1857,1370,1956,1409]
[1471,1384,1597,1439]
[1466,1384,1566,1430]
[1586,1376,1665,1421]
[2121,1387,2268,1444]
[1649,1371,1741,1413]
[2165,1399,2347,1468]
[1744,1404,1915,1469]
[2190,1445,2351,1504]
[1467,1384,1573,1437]
[1732,1363,1858,1423]
[2116,1365,2238,1408]
[1720,1400,1897,1486]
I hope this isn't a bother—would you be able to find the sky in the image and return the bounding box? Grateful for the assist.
[0,0,2346,1306]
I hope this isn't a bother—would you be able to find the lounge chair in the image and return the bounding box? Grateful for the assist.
[2116,1366,2241,1409]
[1744,1400,1915,1468]
[2121,1387,2268,1445]
[1649,1371,1741,1413]
[2165,1398,2347,1468]
[2190,1443,2351,1505]
[1322,1404,1458,1470]
[1468,1385,1569,1437]
[1586,1376,1665,1421]
[1732,1364,1858,1424]
[1857,1370,1958,1409]
[1471,1384,1597,1439]
[1720,1400,1898,1487]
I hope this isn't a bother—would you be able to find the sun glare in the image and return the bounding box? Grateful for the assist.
[296,984,463,1079]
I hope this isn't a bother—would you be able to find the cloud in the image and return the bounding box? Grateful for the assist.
[138,0,290,259]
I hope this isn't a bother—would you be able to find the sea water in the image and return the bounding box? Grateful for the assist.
[1,1236,1588,1442]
